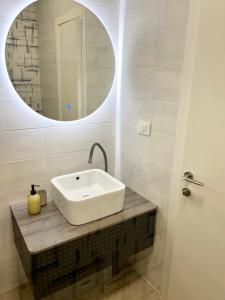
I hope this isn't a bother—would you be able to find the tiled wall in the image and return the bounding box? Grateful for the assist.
[121,0,189,293]
[0,0,120,295]
[5,3,42,112]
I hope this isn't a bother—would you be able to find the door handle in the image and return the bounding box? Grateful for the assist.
[182,187,192,197]
[183,171,204,186]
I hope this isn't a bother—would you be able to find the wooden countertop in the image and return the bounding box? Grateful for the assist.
[11,188,157,255]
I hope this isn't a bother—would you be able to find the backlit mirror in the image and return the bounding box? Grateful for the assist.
[5,0,115,121]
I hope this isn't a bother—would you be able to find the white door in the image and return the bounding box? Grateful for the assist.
[166,0,225,299]
[56,8,86,121]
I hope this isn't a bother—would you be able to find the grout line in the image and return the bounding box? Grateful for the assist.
[150,130,176,139]
[152,100,179,104]
[158,24,187,33]
[0,98,17,101]
[42,127,47,185]
[126,64,184,70]
[0,182,48,195]
[0,122,113,133]
[0,156,45,166]
[125,96,179,103]
[0,22,10,26]
[45,145,115,158]
[142,273,162,299]
[125,24,187,39]
[151,131,176,139]
[0,180,47,195]
[125,176,171,200]
[0,167,117,194]
[0,145,115,165]
[122,148,173,171]
[158,0,164,30]
[156,0,164,87]
[0,128,43,134]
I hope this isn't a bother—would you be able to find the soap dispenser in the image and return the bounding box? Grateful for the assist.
[27,184,41,215]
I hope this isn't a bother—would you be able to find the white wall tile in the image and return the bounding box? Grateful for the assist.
[0,256,25,295]
[0,75,18,100]
[45,150,96,180]
[44,125,92,154]
[150,191,169,225]
[0,217,14,245]
[0,217,28,294]
[0,185,46,221]
[122,103,177,168]
[44,123,114,155]
[160,0,189,29]
[0,243,18,271]
[0,158,45,192]
[125,67,183,101]
[125,68,156,99]
[150,133,175,167]
[125,0,161,36]
[122,151,172,195]
[122,98,153,130]
[157,27,186,66]
[153,67,183,101]
[0,100,43,131]
[124,32,158,68]
[152,101,179,136]
[135,230,167,274]
[45,147,115,181]
[0,129,44,163]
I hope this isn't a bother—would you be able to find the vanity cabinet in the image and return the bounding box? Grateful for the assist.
[11,189,157,299]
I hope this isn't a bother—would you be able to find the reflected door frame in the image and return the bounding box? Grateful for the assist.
[55,7,87,121]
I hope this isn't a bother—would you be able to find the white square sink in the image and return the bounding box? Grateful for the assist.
[51,169,125,225]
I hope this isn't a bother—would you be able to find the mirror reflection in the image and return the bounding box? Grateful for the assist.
[5,0,115,121]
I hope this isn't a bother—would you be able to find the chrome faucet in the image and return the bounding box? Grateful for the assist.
[88,143,108,172]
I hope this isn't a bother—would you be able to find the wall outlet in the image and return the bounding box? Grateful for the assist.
[137,120,151,136]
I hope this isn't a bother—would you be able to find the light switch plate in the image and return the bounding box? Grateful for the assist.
[137,120,151,136]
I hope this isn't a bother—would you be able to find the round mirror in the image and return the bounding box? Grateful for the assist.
[5,0,115,121]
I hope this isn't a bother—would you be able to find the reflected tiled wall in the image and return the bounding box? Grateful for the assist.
[86,10,115,115]
[0,0,120,295]
[121,0,189,292]
[5,3,42,112]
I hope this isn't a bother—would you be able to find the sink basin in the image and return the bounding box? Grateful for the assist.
[51,169,125,225]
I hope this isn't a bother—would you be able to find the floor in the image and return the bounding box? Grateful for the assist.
[1,270,161,300]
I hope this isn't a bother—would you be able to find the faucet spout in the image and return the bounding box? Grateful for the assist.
[88,143,108,172]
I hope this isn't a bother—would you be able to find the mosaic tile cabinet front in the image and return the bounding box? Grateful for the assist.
[11,189,157,299]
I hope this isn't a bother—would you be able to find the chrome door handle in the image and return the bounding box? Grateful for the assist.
[183,171,204,186]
